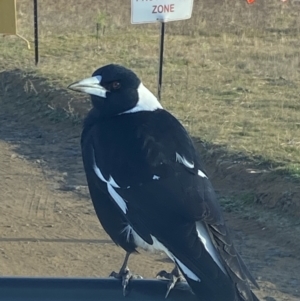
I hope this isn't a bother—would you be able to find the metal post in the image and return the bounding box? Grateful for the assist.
[157,22,165,101]
[0,277,197,301]
[96,23,100,48]
[33,0,39,65]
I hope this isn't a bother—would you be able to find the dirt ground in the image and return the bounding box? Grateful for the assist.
[0,70,299,301]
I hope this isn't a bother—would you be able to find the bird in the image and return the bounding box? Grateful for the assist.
[68,64,260,301]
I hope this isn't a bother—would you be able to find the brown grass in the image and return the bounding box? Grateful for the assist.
[1,0,300,176]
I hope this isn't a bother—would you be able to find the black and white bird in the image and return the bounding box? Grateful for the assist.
[68,64,260,301]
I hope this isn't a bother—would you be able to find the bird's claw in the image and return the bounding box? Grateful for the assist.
[110,267,143,296]
[156,269,186,298]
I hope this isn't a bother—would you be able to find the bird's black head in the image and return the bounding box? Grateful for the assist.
[68,64,162,117]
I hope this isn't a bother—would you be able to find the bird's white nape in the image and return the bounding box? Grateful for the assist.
[122,83,163,114]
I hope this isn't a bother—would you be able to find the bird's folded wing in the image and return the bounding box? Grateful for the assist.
[86,110,258,299]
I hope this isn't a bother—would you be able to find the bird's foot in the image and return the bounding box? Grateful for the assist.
[110,267,143,296]
[156,269,186,298]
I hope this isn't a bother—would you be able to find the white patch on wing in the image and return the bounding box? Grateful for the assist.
[123,225,172,255]
[93,162,106,182]
[153,175,160,180]
[122,225,201,282]
[92,149,127,214]
[107,184,127,214]
[108,176,120,188]
[121,224,132,242]
[122,83,163,114]
[176,153,194,169]
[196,222,227,275]
[174,258,201,282]
[198,169,207,178]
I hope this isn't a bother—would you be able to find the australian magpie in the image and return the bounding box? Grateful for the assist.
[68,64,260,301]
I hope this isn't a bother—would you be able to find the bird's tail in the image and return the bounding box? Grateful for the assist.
[161,222,260,301]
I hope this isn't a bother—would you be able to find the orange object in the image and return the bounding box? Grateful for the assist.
[246,0,255,4]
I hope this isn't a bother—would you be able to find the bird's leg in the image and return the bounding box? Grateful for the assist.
[156,265,186,298]
[109,252,142,296]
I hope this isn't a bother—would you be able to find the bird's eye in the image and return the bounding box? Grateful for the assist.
[112,81,121,90]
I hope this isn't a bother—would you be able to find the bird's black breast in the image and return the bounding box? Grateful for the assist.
[82,109,198,188]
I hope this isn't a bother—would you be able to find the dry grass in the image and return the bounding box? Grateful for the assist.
[1,0,300,176]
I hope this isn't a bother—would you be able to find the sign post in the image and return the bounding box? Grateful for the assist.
[158,22,165,101]
[131,0,194,101]
[33,0,39,65]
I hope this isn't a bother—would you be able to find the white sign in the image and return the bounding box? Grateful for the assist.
[131,0,194,24]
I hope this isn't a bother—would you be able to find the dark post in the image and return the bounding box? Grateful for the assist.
[157,22,165,101]
[96,23,100,47]
[33,0,39,65]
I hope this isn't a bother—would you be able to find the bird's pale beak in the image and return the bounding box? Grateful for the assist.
[68,75,107,98]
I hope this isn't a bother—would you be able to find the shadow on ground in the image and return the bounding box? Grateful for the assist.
[0,69,299,217]
[0,237,112,244]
